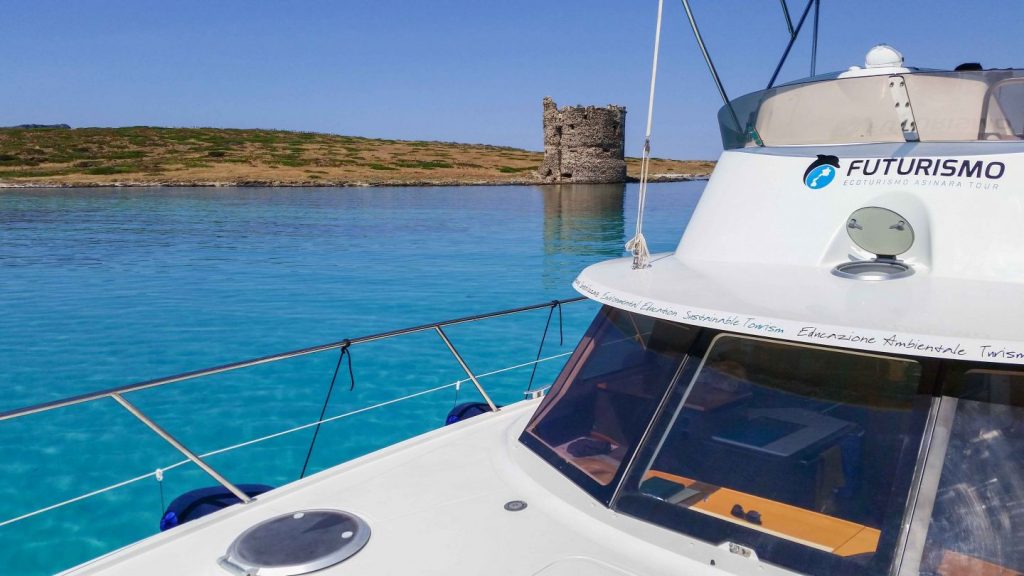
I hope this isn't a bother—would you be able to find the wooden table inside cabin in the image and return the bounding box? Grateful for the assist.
[644,470,880,557]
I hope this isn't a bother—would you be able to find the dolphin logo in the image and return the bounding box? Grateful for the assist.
[803,155,840,189]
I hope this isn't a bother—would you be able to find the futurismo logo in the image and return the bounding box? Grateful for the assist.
[803,155,840,189]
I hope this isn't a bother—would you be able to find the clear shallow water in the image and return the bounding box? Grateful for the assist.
[0,182,703,574]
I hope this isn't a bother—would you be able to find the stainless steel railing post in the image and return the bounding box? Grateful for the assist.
[433,326,499,413]
[110,393,252,504]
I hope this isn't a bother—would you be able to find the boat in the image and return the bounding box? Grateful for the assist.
[5,1,1024,574]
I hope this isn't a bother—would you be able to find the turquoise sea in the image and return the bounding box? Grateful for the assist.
[0,182,703,575]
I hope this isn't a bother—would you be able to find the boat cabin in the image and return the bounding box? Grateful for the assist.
[523,51,1024,576]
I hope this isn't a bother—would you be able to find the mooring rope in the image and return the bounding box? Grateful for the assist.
[527,301,564,391]
[625,0,665,270]
[0,350,573,530]
[300,340,354,479]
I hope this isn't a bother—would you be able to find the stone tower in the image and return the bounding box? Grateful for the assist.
[540,97,626,184]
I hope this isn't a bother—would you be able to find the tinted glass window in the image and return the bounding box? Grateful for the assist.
[918,370,1024,575]
[522,307,695,501]
[991,78,1024,138]
[616,334,930,575]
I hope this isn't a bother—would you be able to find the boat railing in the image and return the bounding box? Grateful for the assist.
[0,296,588,533]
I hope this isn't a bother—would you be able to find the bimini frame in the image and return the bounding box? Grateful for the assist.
[679,0,822,134]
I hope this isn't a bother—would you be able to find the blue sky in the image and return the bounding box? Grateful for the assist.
[2,1,1022,159]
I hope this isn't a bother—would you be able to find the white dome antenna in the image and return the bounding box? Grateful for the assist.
[838,44,911,78]
[865,44,904,68]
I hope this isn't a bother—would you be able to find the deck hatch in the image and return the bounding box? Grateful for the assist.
[218,509,370,575]
[833,206,915,280]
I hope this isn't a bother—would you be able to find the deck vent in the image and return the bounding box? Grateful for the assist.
[833,206,915,280]
[218,509,370,576]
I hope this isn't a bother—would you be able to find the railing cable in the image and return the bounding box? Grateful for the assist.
[299,339,354,479]
[0,470,157,530]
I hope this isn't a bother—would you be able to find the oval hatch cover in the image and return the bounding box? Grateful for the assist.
[845,206,914,257]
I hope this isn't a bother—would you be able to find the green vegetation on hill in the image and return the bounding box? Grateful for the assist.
[0,126,713,186]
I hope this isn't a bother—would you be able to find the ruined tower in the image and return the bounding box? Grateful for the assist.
[540,97,626,184]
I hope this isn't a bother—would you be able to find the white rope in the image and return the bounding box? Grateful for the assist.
[625,0,665,270]
[0,471,157,529]
[0,350,573,529]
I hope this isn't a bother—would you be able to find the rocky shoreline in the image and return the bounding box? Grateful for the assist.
[0,173,707,189]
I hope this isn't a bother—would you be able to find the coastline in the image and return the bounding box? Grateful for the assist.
[0,127,713,189]
[0,173,707,189]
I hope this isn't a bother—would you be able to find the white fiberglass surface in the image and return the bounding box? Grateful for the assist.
[575,255,1024,364]
[63,402,739,576]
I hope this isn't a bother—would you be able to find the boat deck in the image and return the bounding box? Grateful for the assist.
[65,401,769,576]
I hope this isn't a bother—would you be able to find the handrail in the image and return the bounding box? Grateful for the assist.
[1,296,590,512]
[0,349,576,530]
[0,296,587,422]
[0,296,591,530]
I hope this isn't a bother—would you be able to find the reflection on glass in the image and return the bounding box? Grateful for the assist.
[624,334,930,576]
[523,307,692,495]
[920,370,1024,576]
[540,184,624,288]
[520,305,1024,575]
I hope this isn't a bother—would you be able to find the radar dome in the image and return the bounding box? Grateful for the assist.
[865,44,903,69]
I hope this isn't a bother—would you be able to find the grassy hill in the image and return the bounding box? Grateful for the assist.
[0,126,713,187]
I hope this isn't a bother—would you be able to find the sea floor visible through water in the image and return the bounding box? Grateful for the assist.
[0,182,703,575]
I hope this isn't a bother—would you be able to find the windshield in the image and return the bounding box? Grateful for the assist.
[914,369,1024,575]
[521,306,696,502]
[522,307,1024,576]
[719,69,1024,149]
[618,333,930,576]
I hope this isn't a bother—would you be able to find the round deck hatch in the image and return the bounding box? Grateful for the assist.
[845,206,914,257]
[219,509,370,576]
[833,206,915,280]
